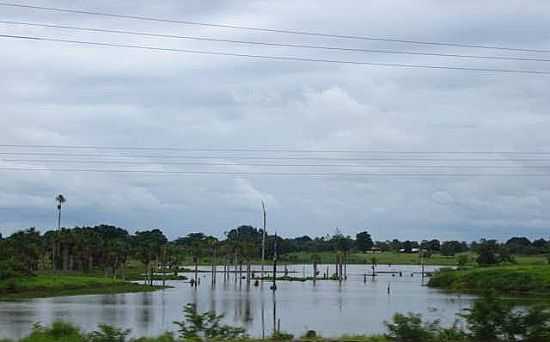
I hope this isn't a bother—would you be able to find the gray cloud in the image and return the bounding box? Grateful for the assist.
[1,0,549,241]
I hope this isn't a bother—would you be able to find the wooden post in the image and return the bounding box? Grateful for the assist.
[261,201,267,281]
[194,256,198,287]
[271,233,278,292]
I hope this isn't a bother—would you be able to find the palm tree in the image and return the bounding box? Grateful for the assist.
[56,194,66,230]
[52,194,66,271]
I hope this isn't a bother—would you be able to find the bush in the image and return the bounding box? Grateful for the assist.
[460,291,550,341]
[270,331,294,341]
[385,313,439,341]
[173,303,247,341]
[87,324,131,342]
[21,322,83,342]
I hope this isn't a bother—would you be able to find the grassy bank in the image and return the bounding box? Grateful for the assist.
[281,251,461,265]
[141,252,548,267]
[428,265,550,297]
[280,251,548,266]
[0,274,165,300]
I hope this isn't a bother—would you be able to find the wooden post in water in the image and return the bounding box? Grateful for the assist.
[193,256,198,287]
[336,254,340,280]
[421,250,425,282]
[261,201,267,282]
[162,247,167,288]
[271,233,278,292]
[211,245,217,286]
[344,251,348,280]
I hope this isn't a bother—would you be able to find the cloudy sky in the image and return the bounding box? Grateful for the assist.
[1,0,549,241]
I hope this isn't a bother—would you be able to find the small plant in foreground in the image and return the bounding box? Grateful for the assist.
[173,303,247,341]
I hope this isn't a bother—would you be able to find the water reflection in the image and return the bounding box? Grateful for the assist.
[0,265,476,340]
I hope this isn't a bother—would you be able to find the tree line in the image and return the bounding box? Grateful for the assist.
[1,224,549,281]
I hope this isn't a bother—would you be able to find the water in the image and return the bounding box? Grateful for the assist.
[0,265,475,339]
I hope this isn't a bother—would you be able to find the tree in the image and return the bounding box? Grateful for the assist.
[461,291,550,341]
[355,231,374,252]
[133,229,168,285]
[55,194,66,230]
[0,228,43,277]
[476,240,499,266]
[427,239,441,252]
[331,233,354,252]
[53,194,66,271]
[506,237,533,254]
[440,241,466,257]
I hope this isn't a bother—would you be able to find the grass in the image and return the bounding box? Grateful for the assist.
[0,274,166,300]
[428,265,550,297]
[153,252,549,267]
[281,251,465,266]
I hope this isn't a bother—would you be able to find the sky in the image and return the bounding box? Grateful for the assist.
[0,0,549,241]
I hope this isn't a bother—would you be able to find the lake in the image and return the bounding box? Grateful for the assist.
[0,264,475,339]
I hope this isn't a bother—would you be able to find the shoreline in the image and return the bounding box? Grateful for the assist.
[0,274,168,300]
[427,265,550,299]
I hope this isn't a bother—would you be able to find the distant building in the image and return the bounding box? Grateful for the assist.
[399,248,420,253]
[367,247,382,254]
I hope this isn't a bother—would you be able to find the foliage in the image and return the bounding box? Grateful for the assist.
[428,265,550,296]
[476,240,515,266]
[0,274,160,299]
[87,324,131,342]
[440,241,468,257]
[21,322,82,342]
[173,303,247,341]
[356,231,374,252]
[460,291,550,341]
[457,255,469,267]
[385,313,440,341]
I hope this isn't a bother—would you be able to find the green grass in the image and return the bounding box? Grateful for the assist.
[281,251,466,266]
[281,251,549,267]
[0,274,165,300]
[428,265,550,297]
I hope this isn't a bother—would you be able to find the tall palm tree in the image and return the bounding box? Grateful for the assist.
[56,194,66,230]
[53,194,66,271]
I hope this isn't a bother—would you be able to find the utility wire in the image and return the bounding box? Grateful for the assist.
[0,167,547,177]
[2,152,550,162]
[0,144,549,154]
[2,20,550,63]
[3,158,550,169]
[0,2,548,54]
[1,34,549,74]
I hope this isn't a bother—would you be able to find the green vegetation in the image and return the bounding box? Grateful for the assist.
[0,274,164,299]
[2,223,550,301]
[429,265,550,297]
[282,251,471,265]
[2,293,550,341]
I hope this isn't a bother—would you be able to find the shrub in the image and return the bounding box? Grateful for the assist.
[21,321,83,342]
[87,324,131,342]
[384,313,439,341]
[173,303,246,341]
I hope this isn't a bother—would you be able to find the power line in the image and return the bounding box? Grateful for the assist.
[4,158,550,169]
[2,152,550,162]
[1,34,549,75]
[1,144,549,154]
[0,167,547,177]
[0,2,548,54]
[2,20,550,63]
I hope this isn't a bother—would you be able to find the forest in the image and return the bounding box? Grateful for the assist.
[1,224,549,282]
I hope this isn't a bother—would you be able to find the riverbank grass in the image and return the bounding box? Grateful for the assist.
[0,274,165,299]
[428,265,550,296]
